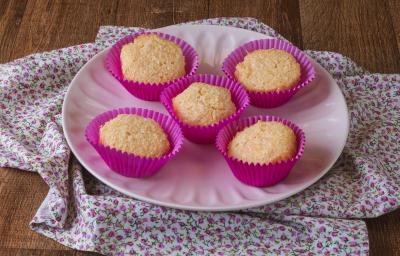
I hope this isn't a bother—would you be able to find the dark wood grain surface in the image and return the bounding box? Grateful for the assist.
[0,0,399,255]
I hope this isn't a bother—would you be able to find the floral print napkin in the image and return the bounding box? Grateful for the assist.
[0,17,399,255]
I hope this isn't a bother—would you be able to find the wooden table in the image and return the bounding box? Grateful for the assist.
[0,0,399,255]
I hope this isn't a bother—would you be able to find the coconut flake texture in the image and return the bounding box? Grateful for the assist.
[228,120,297,164]
[235,49,301,92]
[172,82,236,126]
[120,34,185,83]
[99,114,170,158]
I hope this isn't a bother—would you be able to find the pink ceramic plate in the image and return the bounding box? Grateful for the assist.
[62,25,349,211]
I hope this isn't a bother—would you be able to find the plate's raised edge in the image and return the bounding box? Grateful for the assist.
[152,24,274,38]
[62,24,349,212]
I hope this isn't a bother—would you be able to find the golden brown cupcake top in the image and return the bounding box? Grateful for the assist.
[99,114,170,157]
[228,121,297,164]
[235,49,301,92]
[172,82,236,126]
[120,34,185,83]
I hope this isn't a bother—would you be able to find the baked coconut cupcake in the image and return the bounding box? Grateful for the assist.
[85,108,184,177]
[105,32,199,101]
[216,115,305,187]
[222,39,315,108]
[160,74,249,144]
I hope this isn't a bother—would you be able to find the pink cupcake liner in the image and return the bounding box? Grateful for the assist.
[105,31,199,101]
[216,115,306,187]
[222,39,316,108]
[85,108,184,178]
[160,74,250,144]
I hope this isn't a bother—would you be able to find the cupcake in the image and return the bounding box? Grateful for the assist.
[222,39,315,108]
[160,74,249,144]
[85,108,183,177]
[216,115,305,187]
[106,32,199,101]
